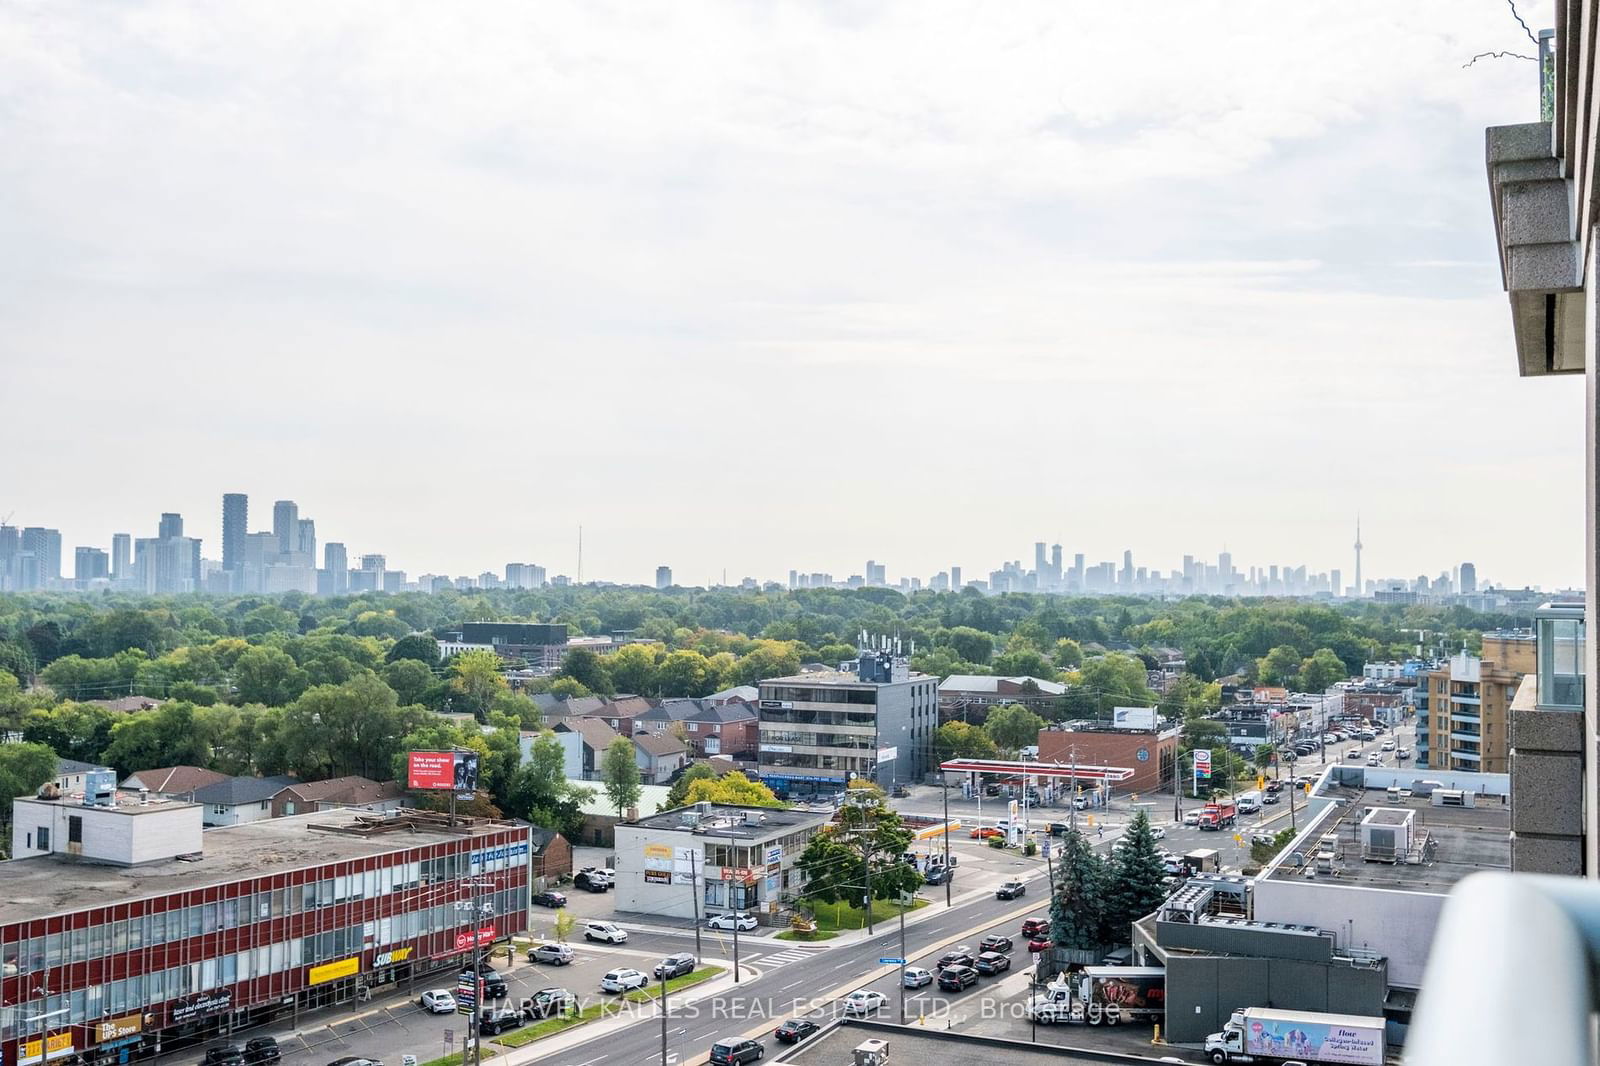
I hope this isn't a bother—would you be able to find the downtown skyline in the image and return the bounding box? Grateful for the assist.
[0,491,1563,598]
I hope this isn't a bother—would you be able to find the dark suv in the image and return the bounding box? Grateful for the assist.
[244,1039,280,1064]
[709,1039,764,1064]
[479,1007,526,1035]
[653,953,696,979]
[979,934,1013,953]
[203,1046,244,1066]
[462,970,509,1000]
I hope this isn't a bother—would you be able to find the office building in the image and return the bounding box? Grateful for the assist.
[157,514,183,541]
[0,795,529,1066]
[132,535,201,596]
[1416,629,1534,774]
[440,622,570,671]
[950,565,961,590]
[21,528,61,588]
[655,566,672,590]
[1459,562,1478,594]
[322,543,347,595]
[865,560,886,586]
[73,547,109,583]
[221,493,247,575]
[0,526,16,591]
[505,563,543,590]
[756,640,937,796]
[296,519,315,561]
[271,501,298,554]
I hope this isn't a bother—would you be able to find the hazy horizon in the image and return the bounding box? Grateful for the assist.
[1,3,1579,588]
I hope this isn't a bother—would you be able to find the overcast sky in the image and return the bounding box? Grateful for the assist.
[0,2,1579,590]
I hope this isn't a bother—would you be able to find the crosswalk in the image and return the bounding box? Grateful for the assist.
[744,945,826,970]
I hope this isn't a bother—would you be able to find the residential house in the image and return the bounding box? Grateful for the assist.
[586,695,653,734]
[632,732,689,785]
[682,701,757,758]
[88,695,165,713]
[705,685,759,705]
[553,718,623,780]
[190,775,297,828]
[271,776,406,817]
[121,765,230,798]
[565,779,674,847]
[529,826,573,883]
[54,758,109,793]
[937,674,1066,722]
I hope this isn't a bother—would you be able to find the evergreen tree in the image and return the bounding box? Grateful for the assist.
[1048,829,1106,952]
[1101,809,1168,943]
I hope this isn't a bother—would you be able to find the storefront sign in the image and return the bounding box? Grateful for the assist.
[96,1014,143,1043]
[765,845,782,866]
[20,1033,74,1064]
[719,867,758,883]
[172,991,232,1024]
[373,947,413,968]
[468,841,529,868]
[309,956,361,986]
[454,926,495,951]
[643,843,673,884]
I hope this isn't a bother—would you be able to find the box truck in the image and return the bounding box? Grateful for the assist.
[1024,967,1165,1026]
[1204,1007,1385,1065]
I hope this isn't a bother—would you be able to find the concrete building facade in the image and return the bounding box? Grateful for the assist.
[1416,634,1533,774]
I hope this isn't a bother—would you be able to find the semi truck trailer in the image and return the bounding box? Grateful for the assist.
[1204,1007,1385,1065]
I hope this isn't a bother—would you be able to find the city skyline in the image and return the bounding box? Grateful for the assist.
[0,491,1563,597]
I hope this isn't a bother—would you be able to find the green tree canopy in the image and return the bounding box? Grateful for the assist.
[934,720,1000,760]
[983,703,1046,752]
[600,736,642,818]
[386,633,441,667]
[1102,810,1168,943]
[1048,828,1106,951]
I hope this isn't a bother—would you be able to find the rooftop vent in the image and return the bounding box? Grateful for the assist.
[853,1039,889,1066]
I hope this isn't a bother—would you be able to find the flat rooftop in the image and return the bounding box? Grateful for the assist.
[773,1020,1089,1066]
[763,670,931,686]
[1268,783,1509,893]
[0,809,520,923]
[627,803,831,840]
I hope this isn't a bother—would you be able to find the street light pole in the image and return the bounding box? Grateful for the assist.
[898,895,908,1026]
[726,829,741,983]
[941,776,952,908]
[659,968,669,1066]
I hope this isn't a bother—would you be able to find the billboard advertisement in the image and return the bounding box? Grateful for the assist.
[1112,706,1159,732]
[407,751,480,793]
[1244,1017,1384,1066]
[644,843,674,885]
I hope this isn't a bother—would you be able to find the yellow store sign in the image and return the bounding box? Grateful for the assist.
[309,956,361,985]
[21,1033,74,1064]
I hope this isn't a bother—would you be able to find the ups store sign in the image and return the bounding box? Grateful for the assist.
[96,1015,143,1043]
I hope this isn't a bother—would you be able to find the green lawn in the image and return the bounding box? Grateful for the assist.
[491,966,725,1049]
[808,897,928,932]
[419,1051,497,1066]
[774,929,839,942]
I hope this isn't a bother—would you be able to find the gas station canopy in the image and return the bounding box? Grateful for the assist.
[938,758,1135,782]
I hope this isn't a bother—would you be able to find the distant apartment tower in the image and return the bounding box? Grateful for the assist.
[865,560,886,586]
[20,528,62,588]
[296,518,316,561]
[323,542,348,595]
[504,563,544,589]
[111,533,131,580]
[655,566,673,589]
[221,493,248,574]
[73,547,109,582]
[1460,562,1478,594]
[1416,628,1534,774]
[158,513,183,540]
[272,501,299,553]
[951,566,962,590]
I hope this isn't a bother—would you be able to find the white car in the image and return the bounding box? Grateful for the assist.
[902,967,933,988]
[584,921,628,944]
[1150,826,1166,840]
[1381,740,1396,751]
[600,968,648,993]
[418,989,456,1014]
[1182,811,1200,827]
[707,912,758,931]
[842,990,888,1015]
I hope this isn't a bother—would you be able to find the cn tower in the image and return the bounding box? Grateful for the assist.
[1353,516,1363,598]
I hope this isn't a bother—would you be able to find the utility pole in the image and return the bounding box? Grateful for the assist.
[726,829,741,983]
[941,778,952,908]
[659,967,670,1066]
[683,847,702,957]
[1068,745,1079,835]
[898,893,909,1025]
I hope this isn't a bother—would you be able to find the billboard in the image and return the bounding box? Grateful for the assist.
[1112,706,1159,732]
[644,843,674,885]
[408,751,480,793]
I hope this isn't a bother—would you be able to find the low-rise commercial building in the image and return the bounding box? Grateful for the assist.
[1035,723,1176,795]
[0,790,530,1066]
[438,622,569,671]
[612,803,830,921]
[937,675,1065,722]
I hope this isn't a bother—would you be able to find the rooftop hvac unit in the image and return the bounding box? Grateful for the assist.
[853,1039,889,1066]
[1432,789,1475,808]
[695,801,713,817]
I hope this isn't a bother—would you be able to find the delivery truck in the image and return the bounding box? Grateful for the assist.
[1198,799,1237,830]
[1204,1007,1386,1065]
[1024,967,1165,1026]
[1235,790,1262,814]
[1181,848,1221,875]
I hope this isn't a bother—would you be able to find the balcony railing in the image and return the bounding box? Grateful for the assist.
[1410,872,1596,1065]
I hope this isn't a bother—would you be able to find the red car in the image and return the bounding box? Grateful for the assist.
[969,827,1003,840]
[1027,936,1053,953]
[1020,918,1049,937]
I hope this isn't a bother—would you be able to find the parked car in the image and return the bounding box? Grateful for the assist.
[418,989,457,1014]
[203,1046,245,1066]
[842,990,888,1015]
[327,1059,381,1066]
[935,948,975,970]
[653,953,696,979]
[583,921,628,944]
[529,942,574,965]
[461,970,508,1000]
[1020,917,1049,937]
[980,933,1013,953]
[902,966,934,988]
[890,784,910,798]
[575,869,610,893]
[526,987,577,1018]
[923,865,954,885]
[974,951,1011,975]
[1072,795,1088,810]
[532,891,568,908]
[938,965,980,991]
[707,912,758,931]
[1027,935,1052,953]
[1047,821,1071,836]
[709,1039,764,1065]
[600,968,648,993]
[244,1039,280,1065]
[478,1007,526,1036]
[1397,747,1412,760]
[995,880,1027,900]
[774,1019,821,1044]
